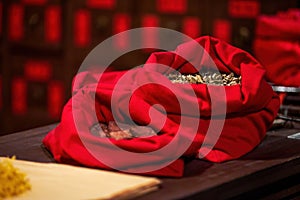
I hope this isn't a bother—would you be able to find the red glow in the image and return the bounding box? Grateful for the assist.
[182,17,201,38]
[113,13,130,33]
[21,0,47,5]
[113,13,131,49]
[142,15,159,49]
[48,81,64,118]
[74,10,91,47]
[8,4,24,41]
[24,60,52,82]
[12,77,27,115]
[142,15,159,27]
[86,0,115,9]
[157,0,187,14]
[45,6,61,44]
[229,0,260,18]
[213,19,232,43]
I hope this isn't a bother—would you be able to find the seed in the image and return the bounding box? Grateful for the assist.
[195,74,203,83]
[109,130,133,140]
[166,72,241,86]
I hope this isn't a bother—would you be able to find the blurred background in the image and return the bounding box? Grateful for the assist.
[0,0,299,135]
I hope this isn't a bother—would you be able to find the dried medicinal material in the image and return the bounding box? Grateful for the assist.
[129,126,157,137]
[167,71,241,86]
[0,157,31,199]
[90,123,108,138]
[109,130,133,140]
[90,121,157,140]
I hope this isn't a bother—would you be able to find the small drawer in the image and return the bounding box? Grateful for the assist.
[71,0,134,49]
[72,10,133,50]
[9,55,66,118]
[7,0,63,49]
[228,0,260,19]
[72,9,112,48]
[212,19,232,43]
[133,14,202,48]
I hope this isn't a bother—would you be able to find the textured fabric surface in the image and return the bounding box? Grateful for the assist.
[254,9,300,87]
[43,36,280,177]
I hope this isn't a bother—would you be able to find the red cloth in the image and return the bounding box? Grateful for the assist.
[43,36,280,177]
[253,9,300,87]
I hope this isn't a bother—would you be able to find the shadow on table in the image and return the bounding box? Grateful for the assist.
[183,157,213,177]
[240,134,300,160]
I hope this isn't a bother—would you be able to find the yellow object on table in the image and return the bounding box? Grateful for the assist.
[0,157,31,199]
[0,157,161,200]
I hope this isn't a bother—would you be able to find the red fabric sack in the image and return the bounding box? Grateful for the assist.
[253,9,300,87]
[43,36,280,177]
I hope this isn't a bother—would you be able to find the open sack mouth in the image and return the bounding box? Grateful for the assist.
[166,71,241,86]
[43,36,280,177]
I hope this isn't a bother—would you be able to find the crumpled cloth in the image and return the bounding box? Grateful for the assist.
[43,36,280,177]
[254,9,300,87]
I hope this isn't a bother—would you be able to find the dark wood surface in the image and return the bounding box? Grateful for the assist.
[0,124,300,199]
[0,124,57,163]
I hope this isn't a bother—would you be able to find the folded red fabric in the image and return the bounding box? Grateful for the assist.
[43,36,279,177]
[254,9,300,87]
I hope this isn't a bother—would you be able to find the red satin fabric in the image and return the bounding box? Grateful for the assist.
[254,9,300,87]
[43,36,279,177]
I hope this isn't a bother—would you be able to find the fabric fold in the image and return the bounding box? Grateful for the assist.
[43,36,279,177]
[253,9,300,87]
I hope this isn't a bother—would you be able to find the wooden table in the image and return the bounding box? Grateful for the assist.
[1,124,300,199]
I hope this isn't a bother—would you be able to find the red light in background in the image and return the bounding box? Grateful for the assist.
[113,13,130,33]
[157,0,187,14]
[182,17,201,38]
[45,6,61,44]
[74,10,91,47]
[86,0,115,9]
[48,81,64,118]
[24,60,52,82]
[229,0,260,18]
[12,77,27,115]
[113,13,131,49]
[21,0,47,5]
[213,19,232,43]
[142,15,159,48]
[142,15,159,27]
[8,4,24,41]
